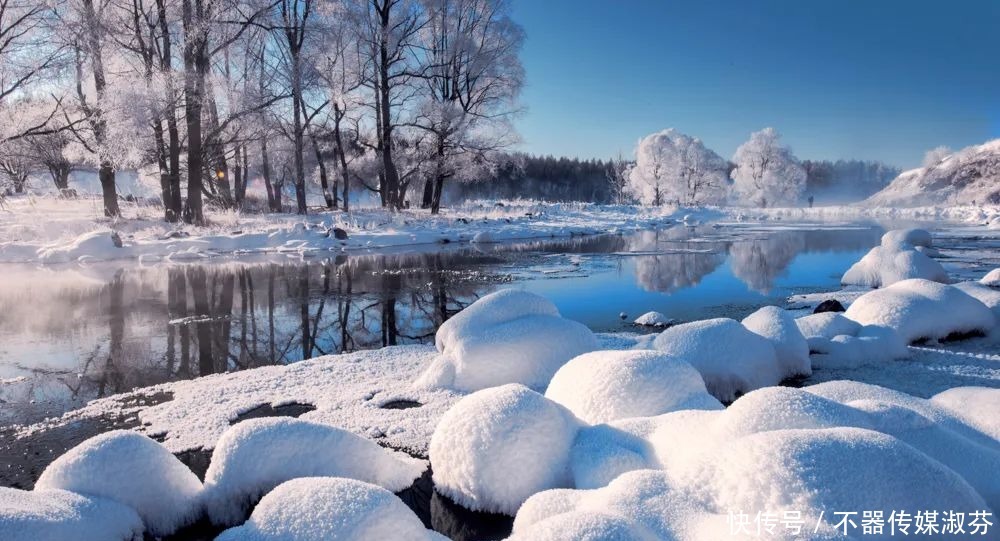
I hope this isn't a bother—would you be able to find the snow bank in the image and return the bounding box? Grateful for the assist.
[632,311,675,328]
[652,318,782,402]
[844,279,995,342]
[932,386,1000,441]
[202,418,424,526]
[741,306,811,378]
[418,289,598,392]
[544,350,721,424]
[0,488,144,541]
[982,268,1000,287]
[34,430,202,537]
[215,477,445,541]
[841,230,948,287]
[429,384,580,514]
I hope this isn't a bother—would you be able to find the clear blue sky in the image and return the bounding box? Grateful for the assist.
[510,0,1000,168]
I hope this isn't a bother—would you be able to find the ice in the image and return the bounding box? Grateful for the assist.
[652,318,782,402]
[429,384,580,514]
[0,487,144,541]
[932,386,1000,441]
[201,418,425,526]
[34,430,202,537]
[841,229,948,287]
[844,279,995,343]
[632,311,675,327]
[741,306,811,378]
[417,289,598,392]
[982,268,1000,287]
[544,350,722,424]
[794,312,862,339]
[214,477,446,541]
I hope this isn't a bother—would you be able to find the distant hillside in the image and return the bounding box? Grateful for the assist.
[866,139,1000,207]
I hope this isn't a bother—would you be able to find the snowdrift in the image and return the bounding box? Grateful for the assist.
[841,228,948,287]
[741,306,811,378]
[0,488,144,541]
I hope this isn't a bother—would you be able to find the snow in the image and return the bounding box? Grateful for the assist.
[214,477,446,541]
[805,324,909,369]
[844,279,996,343]
[954,280,1000,316]
[429,384,580,514]
[544,350,722,424]
[632,311,675,327]
[982,268,1000,287]
[841,229,948,287]
[794,311,862,339]
[867,138,1000,207]
[652,318,782,402]
[0,488,144,541]
[34,430,202,537]
[201,417,425,526]
[931,387,1000,441]
[741,306,811,378]
[417,289,598,392]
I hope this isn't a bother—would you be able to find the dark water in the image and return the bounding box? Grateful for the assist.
[0,223,889,428]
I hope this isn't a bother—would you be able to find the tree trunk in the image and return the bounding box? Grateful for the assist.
[80,0,120,218]
[182,0,207,225]
[311,136,334,208]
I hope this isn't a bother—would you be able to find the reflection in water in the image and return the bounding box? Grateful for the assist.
[631,229,728,293]
[728,232,807,294]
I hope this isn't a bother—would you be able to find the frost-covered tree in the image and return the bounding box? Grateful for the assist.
[922,146,952,168]
[627,128,728,206]
[731,127,806,208]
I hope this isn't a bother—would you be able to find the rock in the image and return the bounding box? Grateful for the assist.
[331,227,348,240]
[813,300,846,314]
[110,232,123,248]
[619,312,628,320]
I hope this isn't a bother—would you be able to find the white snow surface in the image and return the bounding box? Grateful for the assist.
[794,312,862,339]
[652,318,782,402]
[805,324,910,369]
[741,306,811,378]
[954,280,1000,316]
[866,139,1000,207]
[418,289,598,392]
[841,229,948,287]
[215,477,447,541]
[429,384,581,514]
[34,430,202,537]
[544,350,722,424]
[0,488,144,541]
[845,279,996,343]
[982,268,1000,287]
[201,418,425,526]
[880,227,933,248]
[931,386,1000,442]
[632,311,675,327]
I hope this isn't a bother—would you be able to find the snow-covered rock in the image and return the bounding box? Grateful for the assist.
[866,139,1000,207]
[652,318,782,402]
[429,384,580,514]
[417,289,598,392]
[844,279,995,343]
[34,430,202,537]
[632,311,675,328]
[794,311,862,339]
[215,477,445,541]
[982,268,1000,287]
[931,386,1000,441]
[0,488,144,541]
[544,350,722,424]
[806,324,909,369]
[741,306,811,378]
[841,238,948,287]
[953,280,1000,316]
[471,231,495,244]
[202,418,424,526]
[880,227,933,249]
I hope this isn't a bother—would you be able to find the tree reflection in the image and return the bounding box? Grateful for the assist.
[629,229,727,293]
[728,232,806,293]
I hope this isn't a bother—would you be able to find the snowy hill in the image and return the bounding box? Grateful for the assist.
[866,139,1000,206]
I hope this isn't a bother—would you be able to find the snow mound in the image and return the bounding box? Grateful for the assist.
[841,241,948,288]
[429,384,580,514]
[471,231,495,243]
[880,228,932,248]
[844,279,995,342]
[34,430,202,537]
[794,311,861,339]
[0,488,144,541]
[507,510,651,541]
[953,280,1000,316]
[632,311,674,328]
[544,350,722,424]
[741,306,811,378]
[982,268,1000,287]
[806,325,909,369]
[932,387,1000,441]
[202,418,425,526]
[417,289,598,392]
[652,318,782,402]
[215,477,445,541]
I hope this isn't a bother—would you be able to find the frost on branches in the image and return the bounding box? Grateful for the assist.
[627,128,729,207]
[731,127,806,208]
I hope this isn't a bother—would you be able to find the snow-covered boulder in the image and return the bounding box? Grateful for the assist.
[652,318,782,402]
[632,311,675,328]
[806,324,909,368]
[202,418,424,526]
[841,241,948,287]
[932,386,1000,441]
[794,311,861,339]
[429,384,580,514]
[954,280,1000,316]
[0,488,144,541]
[544,350,722,424]
[215,477,445,541]
[880,227,933,249]
[471,231,495,244]
[417,289,598,392]
[982,268,1000,287]
[35,431,202,537]
[741,306,811,378]
[844,279,995,343]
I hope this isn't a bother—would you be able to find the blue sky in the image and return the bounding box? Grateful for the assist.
[510,0,1000,168]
